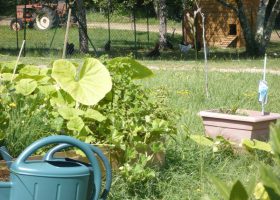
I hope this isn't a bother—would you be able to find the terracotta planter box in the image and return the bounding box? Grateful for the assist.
[199,109,280,144]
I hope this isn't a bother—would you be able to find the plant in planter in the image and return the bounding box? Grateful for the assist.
[199,109,280,144]
[199,55,280,144]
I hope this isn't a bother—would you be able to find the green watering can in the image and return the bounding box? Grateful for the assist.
[0,135,112,200]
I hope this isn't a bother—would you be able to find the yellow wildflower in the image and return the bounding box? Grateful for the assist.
[9,102,16,108]
[254,182,270,200]
[177,90,190,96]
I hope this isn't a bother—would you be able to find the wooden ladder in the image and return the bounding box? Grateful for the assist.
[219,35,238,48]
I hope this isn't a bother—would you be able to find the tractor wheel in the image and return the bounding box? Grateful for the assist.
[34,7,58,30]
[10,19,23,31]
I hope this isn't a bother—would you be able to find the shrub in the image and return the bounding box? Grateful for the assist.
[0,57,177,182]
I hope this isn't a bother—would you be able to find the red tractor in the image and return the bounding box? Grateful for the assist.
[10,0,76,31]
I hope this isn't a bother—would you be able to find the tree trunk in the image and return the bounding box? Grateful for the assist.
[153,0,159,18]
[255,0,269,43]
[76,0,89,53]
[259,0,280,55]
[235,0,257,56]
[158,0,167,48]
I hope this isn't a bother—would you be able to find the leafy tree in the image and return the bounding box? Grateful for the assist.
[217,0,280,57]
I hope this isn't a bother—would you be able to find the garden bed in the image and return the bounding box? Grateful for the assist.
[0,168,9,181]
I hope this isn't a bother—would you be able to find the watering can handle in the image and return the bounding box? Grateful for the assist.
[14,135,102,200]
[44,143,112,200]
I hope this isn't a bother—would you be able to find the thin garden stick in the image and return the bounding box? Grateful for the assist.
[62,8,72,59]
[11,40,25,82]
[263,53,267,82]
[195,1,209,98]
[201,13,209,98]
[259,54,268,115]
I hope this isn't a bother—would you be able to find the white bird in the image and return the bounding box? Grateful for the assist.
[179,43,192,53]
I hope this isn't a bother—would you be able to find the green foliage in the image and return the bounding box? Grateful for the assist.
[242,139,273,153]
[15,79,38,96]
[51,58,112,106]
[0,58,112,156]
[89,56,176,182]
[0,57,176,183]
[108,57,153,79]
[189,134,234,154]
[189,134,213,146]
[230,181,249,200]
[260,122,280,199]
[209,122,280,200]
[208,174,231,199]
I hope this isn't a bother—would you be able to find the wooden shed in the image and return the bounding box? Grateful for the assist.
[183,0,259,48]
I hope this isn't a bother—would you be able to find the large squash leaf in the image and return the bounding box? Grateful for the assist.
[50,90,75,107]
[84,109,106,122]
[19,65,40,76]
[229,181,249,200]
[260,165,280,199]
[0,73,17,81]
[208,174,230,199]
[67,116,85,132]
[38,85,56,96]
[242,139,272,153]
[15,79,37,96]
[108,57,153,79]
[58,107,84,120]
[189,135,214,146]
[51,58,112,105]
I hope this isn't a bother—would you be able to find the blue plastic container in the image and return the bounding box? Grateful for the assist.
[0,135,112,200]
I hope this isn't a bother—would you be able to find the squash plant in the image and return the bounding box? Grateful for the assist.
[0,58,112,155]
[0,57,176,182]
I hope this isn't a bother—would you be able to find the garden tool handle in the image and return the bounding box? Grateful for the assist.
[44,143,112,200]
[14,135,102,200]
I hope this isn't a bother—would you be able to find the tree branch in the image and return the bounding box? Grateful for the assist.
[216,0,238,13]
[264,0,280,41]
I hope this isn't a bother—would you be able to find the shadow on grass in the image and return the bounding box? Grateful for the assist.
[0,48,62,57]
[1,41,280,61]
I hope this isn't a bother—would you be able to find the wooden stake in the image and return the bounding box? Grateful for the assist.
[62,8,72,59]
[11,40,25,82]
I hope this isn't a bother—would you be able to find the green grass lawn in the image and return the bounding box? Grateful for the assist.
[0,54,279,199]
[1,24,280,62]
[1,53,280,71]
[109,70,280,199]
[0,25,161,57]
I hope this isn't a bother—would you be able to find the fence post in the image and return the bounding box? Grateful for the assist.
[15,0,19,51]
[133,6,137,58]
[23,0,27,57]
[146,6,150,45]
[107,0,111,43]
[182,11,185,43]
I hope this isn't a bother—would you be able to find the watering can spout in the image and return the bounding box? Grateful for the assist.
[0,146,13,168]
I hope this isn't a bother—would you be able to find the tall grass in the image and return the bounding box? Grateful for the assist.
[2,94,53,157]
[109,70,280,199]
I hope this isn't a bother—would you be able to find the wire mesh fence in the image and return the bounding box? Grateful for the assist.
[0,0,280,60]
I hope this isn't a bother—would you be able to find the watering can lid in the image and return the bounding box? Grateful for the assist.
[10,160,90,177]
